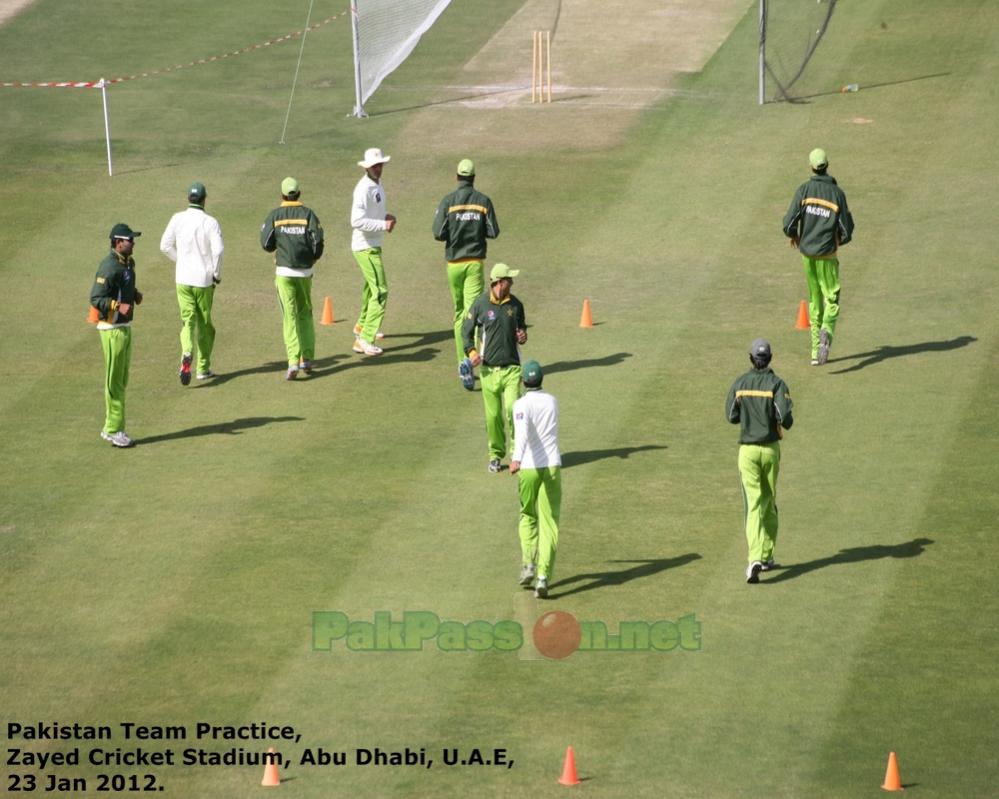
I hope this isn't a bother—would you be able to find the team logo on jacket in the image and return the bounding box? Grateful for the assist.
[375,192,382,202]
[486,310,496,320]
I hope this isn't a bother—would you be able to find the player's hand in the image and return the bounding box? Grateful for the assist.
[509,461,520,474]
[118,302,132,315]
[385,214,397,233]
[516,328,527,345]
[469,352,481,368]
[789,237,799,248]
[133,291,143,305]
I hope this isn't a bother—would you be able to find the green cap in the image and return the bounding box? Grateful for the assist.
[809,148,828,169]
[281,176,300,197]
[188,181,206,204]
[489,263,520,282]
[522,360,543,387]
[457,158,475,177]
[109,223,141,240]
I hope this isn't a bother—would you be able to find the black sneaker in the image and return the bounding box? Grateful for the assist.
[458,358,475,391]
[745,561,763,584]
[179,353,193,386]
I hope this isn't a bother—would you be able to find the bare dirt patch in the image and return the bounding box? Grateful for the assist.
[396,0,750,154]
[0,0,34,27]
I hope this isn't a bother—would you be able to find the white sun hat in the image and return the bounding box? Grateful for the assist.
[358,148,391,168]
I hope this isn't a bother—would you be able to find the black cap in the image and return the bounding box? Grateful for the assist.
[110,223,141,240]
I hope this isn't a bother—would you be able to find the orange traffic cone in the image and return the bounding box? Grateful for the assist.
[795,300,810,330]
[87,305,100,324]
[881,751,902,792]
[261,747,280,787]
[320,296,334,326]
[558,746,580,786]
[579,299,593,328]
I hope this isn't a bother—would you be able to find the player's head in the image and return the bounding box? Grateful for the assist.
[522,360,543,389]
[109,223,140,254]
[809,148,828,174]
[281,177,300,200]
[457,158,475,183]
[490,263,519,299]
[358,148,390,180]
[749,338,772,369]
[188,181,207,206]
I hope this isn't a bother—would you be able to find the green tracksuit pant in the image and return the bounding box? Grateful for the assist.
[447,260,484,363]
[99,327,131,434]
[479,364,522,460]
[802,255,840,358]
[353,247,387,343]
[518,466,562,580]
[738,442,781,564]
[176,284,215,374]
[275,275,314,367]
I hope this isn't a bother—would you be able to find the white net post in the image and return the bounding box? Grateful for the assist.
[758,0,766,105]
[99,78,113,176]
[350,0,367,117]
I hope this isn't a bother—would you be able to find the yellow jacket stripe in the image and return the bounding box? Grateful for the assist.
[735,389,774,399]
[448,204,489,214]
[802,197,840,213]
[274,218,309,226]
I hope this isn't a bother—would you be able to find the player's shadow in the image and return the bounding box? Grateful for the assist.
[561,444,667,469]
[137,416,304,445]
[761,538,934,584]
[828,336,975,374]
[201,360,299,386]
[311,347,440,377]
[543,352,633,376]
[382,329,454,348]
[548,555,701,599]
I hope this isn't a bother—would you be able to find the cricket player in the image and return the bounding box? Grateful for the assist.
[90,223,144,448]
[159,181,224,384]
[351,147,395,357]
[725,339,794,583]
[510,360,561,599]
[260,177,325,380]
[432,158,500,388]
[782,147,854,365]
[462,263,527,473]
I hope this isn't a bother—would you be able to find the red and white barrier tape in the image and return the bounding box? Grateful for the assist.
[1,12,344,88]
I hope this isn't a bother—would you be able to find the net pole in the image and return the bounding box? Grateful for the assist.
[99,78,113,176]
[350,0,368,117]
[758,0,766,105]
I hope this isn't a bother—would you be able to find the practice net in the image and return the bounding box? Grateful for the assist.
[759,0,838,103]
[351,0,452,116]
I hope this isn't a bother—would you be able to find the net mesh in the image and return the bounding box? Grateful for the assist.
[352,0,452,113]
[761,0,838,102]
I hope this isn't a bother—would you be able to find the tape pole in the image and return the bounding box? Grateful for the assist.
[99,78,113,176]
[279,0,316,144]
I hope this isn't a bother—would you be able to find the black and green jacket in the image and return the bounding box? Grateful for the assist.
[432,181,499,262]
[725,367,794,444]
[462,291,525,367]
[90,249,138,325]
[260,201,324,269]
[782,173,854,257]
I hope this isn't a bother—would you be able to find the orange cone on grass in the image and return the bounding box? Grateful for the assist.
[558,746,580,786]
[881,751,902,792]
[320,296,334,326]
[261,747,280,787]
[87,305,100,324]
[579,299,593,328]
[795,300,810,330]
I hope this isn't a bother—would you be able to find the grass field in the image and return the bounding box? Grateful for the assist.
[2,1,998,796]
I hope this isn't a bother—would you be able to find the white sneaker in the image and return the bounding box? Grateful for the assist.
[746,561,763,584]
[103,430,133,448]
[196,370,215,380]
[518,564,536,586]
[375,330,385,340]
[358,339,383,356]
[534,576,549,599]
